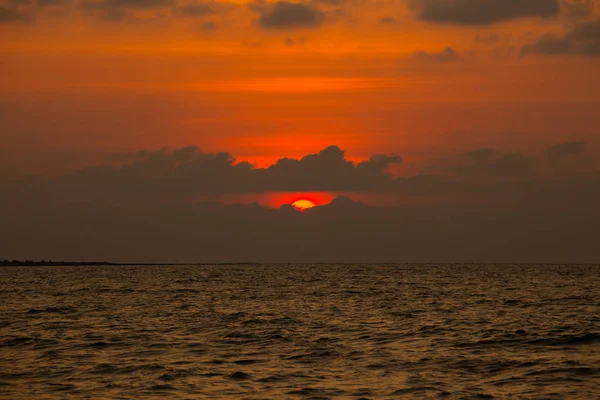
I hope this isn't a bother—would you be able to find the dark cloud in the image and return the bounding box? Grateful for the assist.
[1,144,599,262]
[379,16,397,24]
[106,149,167,161]
[411,0,560,25]
[258,1,325,29]
[19,145,401,200]
[247,0,266,13]
[521,19,600,57]
[0,5,32,22]
[2,192,599,263]
[285,36,304,46]
[474,32,504,45]
[94,7,128,20]
[426,148,534,179]
[262,146,402,191]
[5,143,596,201]
[200,20,216,30]
[464,153,533,178]
[561,0,595,18]
[312,0,344,6]
[35,0,66,6]
[179,2,215,16]
[4,0,71,6]
[104,0,172,8]
[490,46,516,58]
[411,47,461,62]
[81,0,173,21]
[547,141,587,159]
[463,148,497,161]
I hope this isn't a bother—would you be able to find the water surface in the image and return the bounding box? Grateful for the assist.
[1,264,599,399]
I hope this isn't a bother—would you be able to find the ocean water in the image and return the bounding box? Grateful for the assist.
[1,264,599,399]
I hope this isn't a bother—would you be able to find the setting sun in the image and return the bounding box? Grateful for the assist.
[291,199,316,211]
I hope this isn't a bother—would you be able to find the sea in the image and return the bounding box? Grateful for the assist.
[0,264,599,399]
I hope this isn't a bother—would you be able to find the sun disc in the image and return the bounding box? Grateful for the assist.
[291,199,316,211]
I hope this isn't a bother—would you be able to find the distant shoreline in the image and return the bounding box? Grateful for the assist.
[0,261,181,267]
[0,261,276,267]
[1,261,598,267]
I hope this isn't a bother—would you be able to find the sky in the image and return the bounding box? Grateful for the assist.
[1,0,600,262]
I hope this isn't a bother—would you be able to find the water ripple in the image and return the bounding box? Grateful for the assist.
[0,264,599,398]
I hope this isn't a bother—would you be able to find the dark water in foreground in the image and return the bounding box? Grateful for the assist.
[1,264,599,399]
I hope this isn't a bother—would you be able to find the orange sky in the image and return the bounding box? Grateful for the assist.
[1,0,600,174]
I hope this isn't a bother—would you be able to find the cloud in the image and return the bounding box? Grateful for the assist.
[199,20,216,30]
[104,0,172,8]
[262,146,402,191]
[81,0,174,10]
[411,0,560,25]
[521,19,600,57]
[425,148,534,179]
[312,0,343,6]
[0,5,32,22]
[81,0,173,20]
[561,0,595,18]
[379,16,397,24]
[285,36,305,46]
[1,143,599,262]
[547,141,587,159]
[258,1,325,29]
[474,32,503,45]
[179,2,215,16]
[5,143,597,202]
[35,0,67,6]
[411,47,461,62]
[2,192,599,263]
[27,145,402,200]
[463,148,497,161]
[106,149,167,161]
